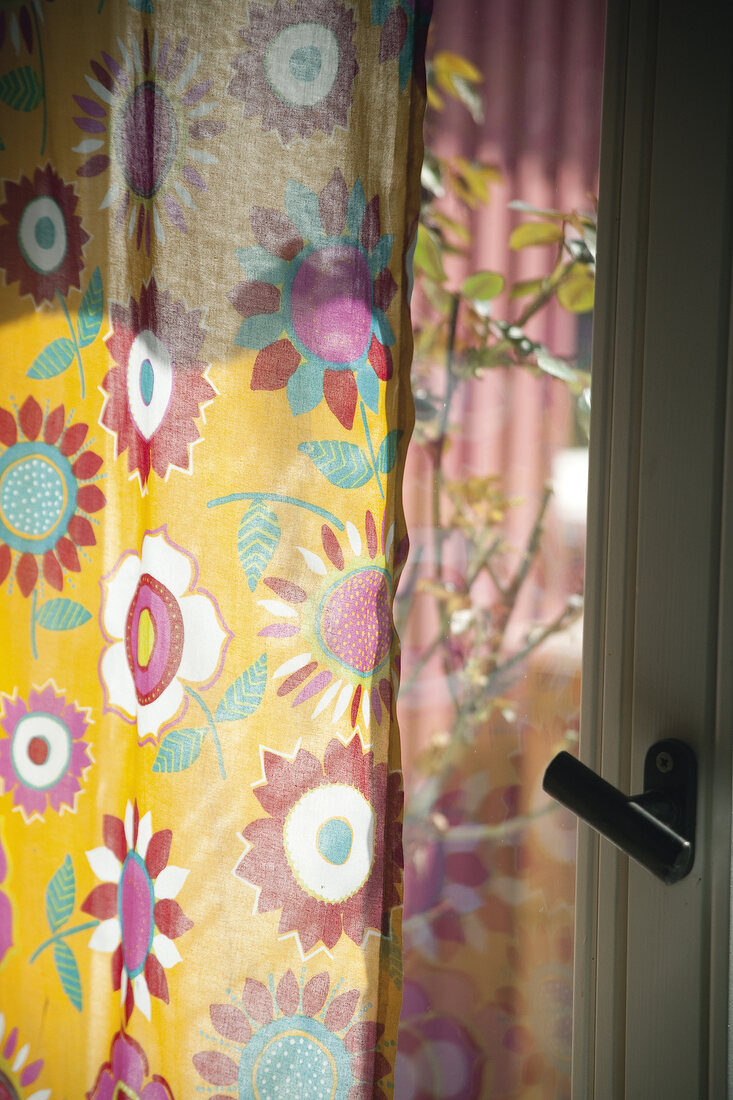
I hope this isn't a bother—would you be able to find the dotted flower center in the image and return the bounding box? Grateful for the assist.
[317,567,391,676]
[125,573,184,705]
[115,81,179,200]
[290,244,372,364]
[239,1015,353,1100]
[118,851,154,979]
[0,443,76,554]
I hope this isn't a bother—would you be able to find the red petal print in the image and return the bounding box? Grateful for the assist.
[256,747,322,816]
[68,514,96,546]
[251,340,301,390]
[263,577,306,603]
[302,973,330,1017]
[323,370,357,430]
[321,525,344,570]
[0,545,11,586]
[80,883,117,920]
[154,899,193,940]
[124,980,134,1023]
[370,685,382,724]
[16,553,38,597]
[292,669,332,707]
[227,280,280,318]
[344,1021,379,1053]
[192,1053,238,1088]
[145,952,170,1004]
[73,95,106,119]
[373,268,398,314]
[19,1059,42,1088]
[275,970,299,1017]
[379,678,392,714]
[43,551,63,591]
[72,450,103,478]
[209,1004,252,1044]
[111,944,123,991]
[277,662,317,696]
[44,405,65,444]
[368,335,392,381]
[351,1051,392,1083]
[365,510,378,557]
[76,485,106,512]
[380,7,408,62]
[0,408,17,447]
[350,684,362,728]
[433,909,465,943]
[19,396,42,441]
[324,989,359,1032]
[361,195,381,253]
[77,155,110,178]
[242,978,273,1024]
[56,537,80,572]
[146,830,172,879]
[90,59,115,92]
[250,207,302,261]
[103,814,127,863]
[319,169,349,236]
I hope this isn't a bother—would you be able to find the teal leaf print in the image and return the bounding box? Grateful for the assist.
[235,246,289,285]
[215,654,267,722]
[35,599,92,631]
[27,338,76,380]
[370,234,394,274]
[298,441,373,489]
[287,361,324,417]
[237,501,280,592]
[356,363,379,413]
[152,729,204,773]
[285,180,322,241]
[377,429,403,474]
[54,940,82,1011]
[234,313,285,350]
[45,856,75,933]
[77,267,103,348]
[0,67,42,111]
[373,308,395,346]
[346,178,366,239]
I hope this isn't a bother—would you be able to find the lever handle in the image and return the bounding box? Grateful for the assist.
[542,739,696,884]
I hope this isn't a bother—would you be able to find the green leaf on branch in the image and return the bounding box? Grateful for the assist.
[0,67,42,111]
[535,348,581,385]
[54,940,82,1011]
[377,429,403,474]
[557,267,595,312]
[298,441,373,489]
[461,271,505,301]
[237,502,280,593]
[77,268,103,347]
[509,222,564,249]
[45,856,75,933]
[413,225,447,282]
[35,599,91,631]
[215,654,267,722]
[27,338,75,380]
[152,729,204,773]
[509,277,545,300]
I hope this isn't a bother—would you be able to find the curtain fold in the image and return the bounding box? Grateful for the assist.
[0,1,429,1095]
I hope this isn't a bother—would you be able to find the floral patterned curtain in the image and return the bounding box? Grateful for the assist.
[0,0,429,1096]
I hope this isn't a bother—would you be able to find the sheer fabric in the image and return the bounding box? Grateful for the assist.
[0,1,428,1095]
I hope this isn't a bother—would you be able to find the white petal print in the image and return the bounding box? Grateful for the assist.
[312,679,342,719]
[346,521,362,556]
[153,932,182,968]
[141,531,192,597]
[177,593,228,681]
[100,642,136,717]
[153,864,189,900]
[297,546,327,575]
[88,917,122,953]
[124,800,135,849]
[132,973,152,1020]
[273,652,312,680]
[136,811,153,859]
[86,846,122,883]
[102,553,140,639]
[137,678,184,740]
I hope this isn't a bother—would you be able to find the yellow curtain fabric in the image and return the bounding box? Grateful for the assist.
[0,1,428,1095]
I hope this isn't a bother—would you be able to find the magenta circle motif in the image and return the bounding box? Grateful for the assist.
[119,852,154,978]
[318,567,392,675]
[125,572,184,705]
[117,81,178,199]
[291,245,372,364]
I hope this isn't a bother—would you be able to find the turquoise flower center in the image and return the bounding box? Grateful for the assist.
[238,1014,354,1100]
[317,817,353,865]
[0,442,77,554]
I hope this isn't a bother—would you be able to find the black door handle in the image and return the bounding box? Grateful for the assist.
[542,739,697,884]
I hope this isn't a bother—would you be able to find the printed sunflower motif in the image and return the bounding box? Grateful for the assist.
[228,0,358,146]
[87,1030,174,1100]
[235,733,403,956]
[0,682,92,822]
[99,527,230,743]
[100,277,216,492]
[0,1018,50,1100]
[0,822,13,969]
[81,799,192,1022]
[194,969,392,1100]
[372,0,432,93]
[0,0,52,54]
[258,510,407,731]
[230,169,397,429]
[0,165,89,307]
[0,397,105,598]
[73,30,225,253]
